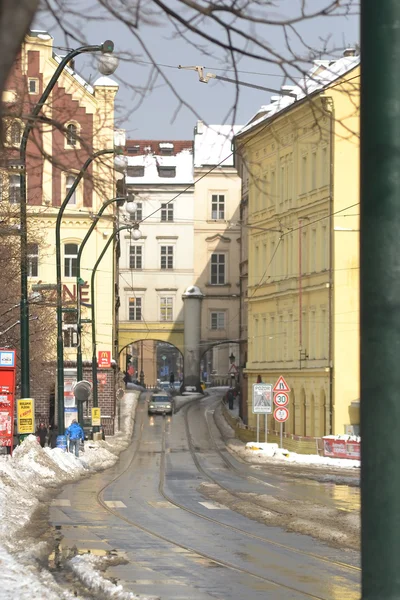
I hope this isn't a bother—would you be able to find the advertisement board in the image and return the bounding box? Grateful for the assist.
[98,350,111,368]
[0,349,16,450]
[64,407,78,428]
[17,398,35,434]
[323,437,361,460]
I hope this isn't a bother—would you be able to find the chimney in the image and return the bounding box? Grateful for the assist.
[196,120,204,135]
[343,47,356,57]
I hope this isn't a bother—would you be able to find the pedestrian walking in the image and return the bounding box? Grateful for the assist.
[48,424,59,449]
[36,422,48,448]
[169,372,175,389]
[227,388,234,410]
[65,419,84,457]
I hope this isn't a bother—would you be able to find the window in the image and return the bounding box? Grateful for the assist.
[159,144,174,155]
[66,174,76,205]
[161,203,174,222]
[321,225,328,269]
[211,194,225,220]
[129,297,142,321]
[160,297,173,321]
[254,318,259,360]
[129,245,142,269]
[211,253,225,285]
[160,245,174,269]
[127,145,140,154]
[269,315,275,360]
[301,155,308,193]
[311,151,317,190]
[127,166,144,177]
[66,123,78,147]
[9,174,20,204]
[10,121,21,146]
[129,202,142,222]
[157,166,176,178]
[280,164,285,203]
[211,311,225,330]
[311,229,317,272]
[64,243,78,277]
[270,169,276,205]
[63,326,78,348]
[28,78,38,94]
[27,243,38,277]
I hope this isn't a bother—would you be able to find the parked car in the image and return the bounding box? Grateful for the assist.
[148,393,173,416]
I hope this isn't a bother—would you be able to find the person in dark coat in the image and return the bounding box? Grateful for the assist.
[36,422,47,448]
[49,425,59,449]
[227,388,234,410]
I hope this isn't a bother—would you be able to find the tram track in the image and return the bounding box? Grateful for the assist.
[94,395,359,599]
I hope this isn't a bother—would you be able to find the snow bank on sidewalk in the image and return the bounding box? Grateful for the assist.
[0,391,142,600]
[245,442,360,469]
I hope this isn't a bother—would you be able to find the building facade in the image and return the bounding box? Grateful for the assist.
[3,31,119,427]
[236,53,360,439]
[118,139,194,385]
[193,122,242,384]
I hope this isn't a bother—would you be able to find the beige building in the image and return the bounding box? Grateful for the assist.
[193,122,242,382]
[235,53,360,439]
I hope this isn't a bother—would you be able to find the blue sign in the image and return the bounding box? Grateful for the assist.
[0,350,15,368]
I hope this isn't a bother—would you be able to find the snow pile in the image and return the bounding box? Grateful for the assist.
[245,441,360,469]
[70,553,158,600]
[0,391,140,600]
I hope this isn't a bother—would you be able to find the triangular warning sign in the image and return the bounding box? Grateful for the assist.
[273,375,290,393]
[228,363,238,374]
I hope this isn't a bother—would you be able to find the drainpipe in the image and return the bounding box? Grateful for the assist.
[298,221,303,370]
[322,95,334,435]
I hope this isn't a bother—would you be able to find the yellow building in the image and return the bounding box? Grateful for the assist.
[235,52,360,441]
[4,31,118,423]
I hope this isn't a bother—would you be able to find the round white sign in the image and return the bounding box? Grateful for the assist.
[274,406,289,422]
[274,392,289,407]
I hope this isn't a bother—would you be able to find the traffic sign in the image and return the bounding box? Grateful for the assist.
[252,383,273,414]
[228,363,238,374]
[274,392,289,407]
[273,375,290,393]
[274,406,289,422]
[161,355,167,361]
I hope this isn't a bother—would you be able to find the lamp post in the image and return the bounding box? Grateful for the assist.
[19,40,118,399]
[90,224,142,428]
[56,149,116,434]
[76,195,137,382]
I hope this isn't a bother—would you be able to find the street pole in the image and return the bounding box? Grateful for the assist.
[90,225,138,429]
[56,149,114,434]
[76,196,126,383]
[361,2,400,597]
[19,40,116,399]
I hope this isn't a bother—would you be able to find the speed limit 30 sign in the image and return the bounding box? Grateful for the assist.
[274,406,289,422]
[274,392,289,407]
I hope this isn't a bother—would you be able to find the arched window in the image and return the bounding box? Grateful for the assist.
[66,123,78,147]
[10,121,21,145]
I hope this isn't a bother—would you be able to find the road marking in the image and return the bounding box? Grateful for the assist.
[104,500,127,508]
[147,500,178,508]
[199,501,228,510]
[51,499,71,506]
[133,579,187,586]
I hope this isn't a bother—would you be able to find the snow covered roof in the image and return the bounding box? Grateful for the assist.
[93,76,119,88]
[125,144,194,185]
[194,122,243,168]
[53,54,94,95]
[238,53,360,137]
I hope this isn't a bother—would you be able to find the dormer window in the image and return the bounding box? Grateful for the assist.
[127,166,145,177]
[127,145,140,154]
[157,166,176,178]
[66,123,78,147]
[159,142,174,156]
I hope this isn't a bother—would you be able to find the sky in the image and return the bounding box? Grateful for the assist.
[35,1,359,140]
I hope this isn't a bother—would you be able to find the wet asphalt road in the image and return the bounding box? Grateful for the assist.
[50,392,361,599]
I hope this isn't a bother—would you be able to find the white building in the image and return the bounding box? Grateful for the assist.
[118,140,194,384]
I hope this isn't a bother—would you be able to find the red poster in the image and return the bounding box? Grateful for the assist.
[98,350,111,368]
[323,437,360,460]
[0,349,16,452]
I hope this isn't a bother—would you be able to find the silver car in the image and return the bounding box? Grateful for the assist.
[148,393,173,416]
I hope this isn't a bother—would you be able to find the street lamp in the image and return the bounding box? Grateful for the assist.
[19,40,118,399]
[90,224,142,426]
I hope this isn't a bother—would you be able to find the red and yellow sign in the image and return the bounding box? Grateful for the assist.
[92,407,101,427]
[97,350,111,368]
[17,398,35,435]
